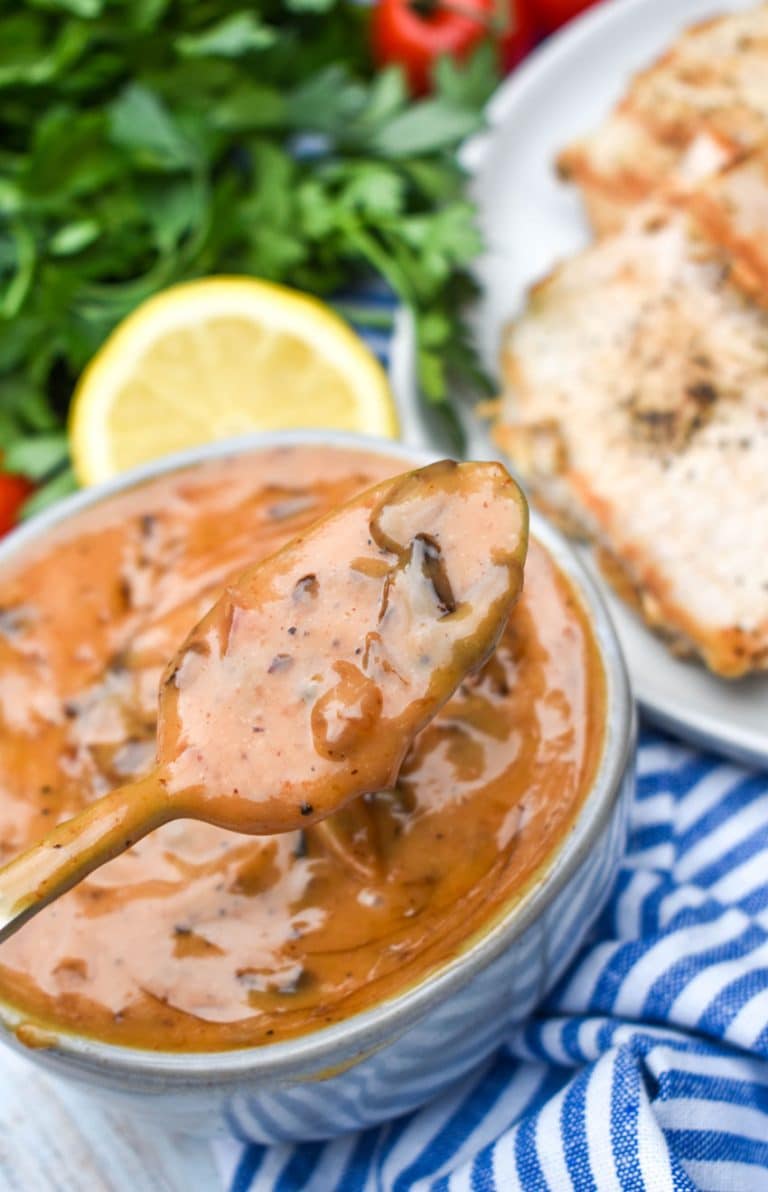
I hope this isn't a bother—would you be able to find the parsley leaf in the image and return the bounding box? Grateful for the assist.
[175,13,277,59]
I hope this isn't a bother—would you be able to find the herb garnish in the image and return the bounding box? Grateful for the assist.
[0,1,499,505]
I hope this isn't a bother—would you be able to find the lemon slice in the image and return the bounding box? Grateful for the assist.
[69,277,399,485]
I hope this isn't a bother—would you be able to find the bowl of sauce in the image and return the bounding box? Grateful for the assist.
[0,432,634,1140]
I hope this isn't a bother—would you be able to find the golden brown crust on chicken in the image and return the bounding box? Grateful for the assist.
[558,5,768,234]
[495,187,768,678]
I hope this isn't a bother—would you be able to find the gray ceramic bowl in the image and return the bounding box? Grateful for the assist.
[0,431,635,1141]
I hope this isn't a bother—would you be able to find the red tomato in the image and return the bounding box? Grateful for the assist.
[530,0,599,34]
[0,472,33,536]
[372,0,535,94]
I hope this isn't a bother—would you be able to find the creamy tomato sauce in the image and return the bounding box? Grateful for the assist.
[0,446,604,1051]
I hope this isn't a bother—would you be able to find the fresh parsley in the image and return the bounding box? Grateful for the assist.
[0,1,500,495]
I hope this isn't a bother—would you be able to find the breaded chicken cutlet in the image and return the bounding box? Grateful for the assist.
[495,163,768,677]
[557,4,768,234]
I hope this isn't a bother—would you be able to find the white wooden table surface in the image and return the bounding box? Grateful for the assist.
[0,1049,225,1191]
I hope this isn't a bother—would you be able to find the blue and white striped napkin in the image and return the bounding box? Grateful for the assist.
[214,311,768,1192]
[217,728,768,1192]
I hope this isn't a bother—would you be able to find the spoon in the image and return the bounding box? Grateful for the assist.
[0,459,528,944]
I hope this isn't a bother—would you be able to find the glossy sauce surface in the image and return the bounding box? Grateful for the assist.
[0,446,604,1050]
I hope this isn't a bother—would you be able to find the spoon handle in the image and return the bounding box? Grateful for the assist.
[0,774,173,946]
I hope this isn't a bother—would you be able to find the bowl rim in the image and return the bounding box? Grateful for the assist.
[0,428,634,1082]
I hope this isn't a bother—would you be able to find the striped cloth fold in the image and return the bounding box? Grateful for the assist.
[214,308,768,1192]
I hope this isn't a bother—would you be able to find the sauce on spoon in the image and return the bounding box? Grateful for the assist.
[0,460,528,942]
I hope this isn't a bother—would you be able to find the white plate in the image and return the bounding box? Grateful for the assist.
[391,0,768,768]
